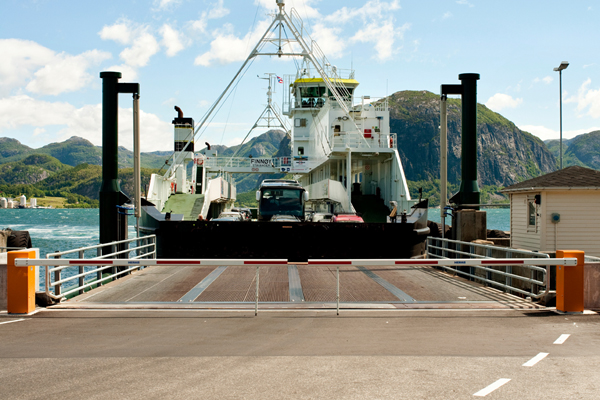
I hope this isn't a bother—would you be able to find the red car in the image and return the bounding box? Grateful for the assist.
[332,214,364,223]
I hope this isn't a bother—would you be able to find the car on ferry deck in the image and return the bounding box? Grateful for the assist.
[211,212,244,222]
[332,213,364,223]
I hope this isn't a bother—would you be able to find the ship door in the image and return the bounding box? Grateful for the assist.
[196,166,203,194]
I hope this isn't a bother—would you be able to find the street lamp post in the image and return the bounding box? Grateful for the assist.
[554,61,569,170]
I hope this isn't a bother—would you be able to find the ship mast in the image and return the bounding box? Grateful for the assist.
[164,0,368,179]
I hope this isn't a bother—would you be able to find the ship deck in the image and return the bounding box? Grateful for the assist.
[55,263,541,310]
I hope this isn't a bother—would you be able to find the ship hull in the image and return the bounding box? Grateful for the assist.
[140,203,429,262]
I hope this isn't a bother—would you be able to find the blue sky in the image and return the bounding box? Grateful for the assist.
[1,0,599,152]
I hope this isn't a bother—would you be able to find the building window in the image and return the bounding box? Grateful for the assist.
[298,147,304,156]
[295,118,307,127]
[527,195,538,232]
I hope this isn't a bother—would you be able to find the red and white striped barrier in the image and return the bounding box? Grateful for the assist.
[14,257,578,267]
[307,258,578,267]
[13,258,288,267]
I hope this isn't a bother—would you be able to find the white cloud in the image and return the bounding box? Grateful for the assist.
[26,50,111,96]
[565,78,600,118]
[195,20,271,66]
[103,64,138,82]
[533,76,553,85]
[208,0,230,19]
[159,24,187,57]
[0,39,110,96]
[456,0,474,7]
[519,125,600,141]
[255,0,321,19]
[324,0,400,24]
[99,22,132,45]
[190,0,232,35]
[99,20,160,68]
[351,21,409,61]
[324,1,405,61]
[0,95,172,152]
[442,11,453,19]
[310,23,346,59]
[153,0,182,11]
[485,93,523,111]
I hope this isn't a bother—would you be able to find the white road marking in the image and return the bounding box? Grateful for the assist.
[0,319,26,325]
[554,334,570,344]
[522,352,549,367]
[474,378,511,397]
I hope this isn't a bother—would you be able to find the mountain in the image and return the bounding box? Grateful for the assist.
[0,137,32,159]
[0,136,102,166]
[0,154,70,185]
[387,90,556,186]
[545,131,600,170]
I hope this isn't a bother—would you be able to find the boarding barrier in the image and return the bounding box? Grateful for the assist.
[427,237,554,299]
[41,235,156,300]
[16,256,577,315]
[308,258,578,315]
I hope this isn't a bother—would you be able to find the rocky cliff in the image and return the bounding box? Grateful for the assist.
[388,90,556,186]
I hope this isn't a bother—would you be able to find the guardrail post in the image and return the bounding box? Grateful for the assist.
[486,247,492,286]
[110,244,116,279]
[505,250,513,294]
[78,250,85,295]
[96,247,102,286]
[54,253,61,297]
[337,266,340,316]
[255,265,259,316]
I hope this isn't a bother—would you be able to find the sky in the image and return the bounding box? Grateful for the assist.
[1,0,600,153]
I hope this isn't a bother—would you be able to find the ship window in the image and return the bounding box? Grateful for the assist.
[334,125,341,132]
[298,147,304,156]
[295,118,307,127]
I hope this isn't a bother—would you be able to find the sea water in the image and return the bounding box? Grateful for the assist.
[1,208,136,291]
[2,207,510,291]
[427,207,510,232]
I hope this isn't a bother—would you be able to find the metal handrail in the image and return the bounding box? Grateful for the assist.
[426,237,552,299]
[44,235,156,300]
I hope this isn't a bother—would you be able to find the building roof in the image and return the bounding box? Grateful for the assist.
[501,166,600,192]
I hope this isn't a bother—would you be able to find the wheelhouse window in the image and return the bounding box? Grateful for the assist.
[299,86,326,108]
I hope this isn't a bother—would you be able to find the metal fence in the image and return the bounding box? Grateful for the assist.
[16,255,577,315]
[44,235,156,300]
[426,237,553,299]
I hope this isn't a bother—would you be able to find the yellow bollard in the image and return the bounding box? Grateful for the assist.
[7,249,37,314]
[556,250,585,313]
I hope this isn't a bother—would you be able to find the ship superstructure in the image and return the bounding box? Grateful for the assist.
[139,0,428,259]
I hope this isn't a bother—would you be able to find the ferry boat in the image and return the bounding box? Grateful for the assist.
[139,0,428,260]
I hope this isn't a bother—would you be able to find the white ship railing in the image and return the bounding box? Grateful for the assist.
[333,132,393,149]
[42,235,156,300]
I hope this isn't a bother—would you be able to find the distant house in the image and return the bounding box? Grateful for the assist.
[501,166,600,257]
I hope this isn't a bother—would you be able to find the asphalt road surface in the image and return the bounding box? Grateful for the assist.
[1,309,599,399]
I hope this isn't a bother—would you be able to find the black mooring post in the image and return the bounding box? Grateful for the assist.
[99,71,140,257]
[458,73,480,208]
[442,73,480,209]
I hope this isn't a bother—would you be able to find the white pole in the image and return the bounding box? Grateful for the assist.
[346,150,352,211]
[133,94,141,239]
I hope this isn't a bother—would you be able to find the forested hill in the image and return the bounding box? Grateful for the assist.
[387,90,556,187]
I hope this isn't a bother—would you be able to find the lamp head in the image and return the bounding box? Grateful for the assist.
[554,61,569,71]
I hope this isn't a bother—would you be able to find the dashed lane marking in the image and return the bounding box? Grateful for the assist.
[554,334,570,344]
[522,352,549,367]
[0,319,27,325]
[473,378,511,397]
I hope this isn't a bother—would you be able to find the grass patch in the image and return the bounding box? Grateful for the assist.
[35,196,67,208]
